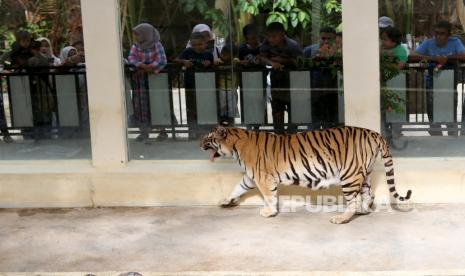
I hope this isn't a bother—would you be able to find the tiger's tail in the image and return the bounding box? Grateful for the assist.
[376,133,412,201]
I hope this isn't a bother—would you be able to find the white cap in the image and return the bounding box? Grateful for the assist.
[379,16,394,28]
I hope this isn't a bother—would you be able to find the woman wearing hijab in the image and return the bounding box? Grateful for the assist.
[59,46,79,66]
[36,37,61,66]
[187,23,221,61]
[128,23,167,142]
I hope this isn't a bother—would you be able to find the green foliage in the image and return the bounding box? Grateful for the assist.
[173,0,342,40]
[0,21,51,51]
[238,0,341,31]
[380,55,405,113]
[179,0,230,37]
[0,25,15,49]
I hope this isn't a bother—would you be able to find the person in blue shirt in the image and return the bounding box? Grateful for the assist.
[303,27,336,58]
[410,21,465,64]
[410,20,465,136]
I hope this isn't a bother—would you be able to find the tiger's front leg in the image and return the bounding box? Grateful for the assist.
[219,175,255,208]
[255,176,279,218]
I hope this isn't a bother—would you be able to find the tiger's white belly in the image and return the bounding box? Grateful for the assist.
[311,177,341,190]
[280,175,341,190]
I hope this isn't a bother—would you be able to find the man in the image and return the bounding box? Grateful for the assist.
[303,27,336,58]
[410,20,465,136]
[304,27,339,124]
[260,22,303,134]
[410,21,465,63]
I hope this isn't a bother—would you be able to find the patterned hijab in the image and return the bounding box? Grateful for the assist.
[59,46,77,63]
[133,23,160,50]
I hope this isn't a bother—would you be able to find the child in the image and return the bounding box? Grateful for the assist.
[238,24,261,67]
[59,46,79,66]
[187,24,221,62]
[28,41,50,67]
[260,22,303,134]
[36,37,61,66]
[28,41,55,139]
[128,23,167,142]
[381,27,408,69]
[72,41,86,65]
[216,45,239,126]
[10,31,33,68]
[175,32,214,139]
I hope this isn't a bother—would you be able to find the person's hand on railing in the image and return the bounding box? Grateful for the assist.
[201,60,212,68]
[239,59,250,66]
[181,60,193,68]
[434,56,448,65]
[137,64,153,74]
[214,59,224,66]
[270,61,284,70]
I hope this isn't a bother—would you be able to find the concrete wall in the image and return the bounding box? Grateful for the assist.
[1,159,465,208]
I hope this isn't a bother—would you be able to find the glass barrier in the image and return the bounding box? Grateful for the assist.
[120,0,344,160]
[379,0,465,157]
[0,0,91,160]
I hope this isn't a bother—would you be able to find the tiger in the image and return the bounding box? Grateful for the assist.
[200,125,412,224]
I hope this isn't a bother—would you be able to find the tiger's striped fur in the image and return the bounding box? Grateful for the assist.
[200,126,412,224]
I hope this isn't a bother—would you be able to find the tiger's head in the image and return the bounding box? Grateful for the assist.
[200,126,235,162]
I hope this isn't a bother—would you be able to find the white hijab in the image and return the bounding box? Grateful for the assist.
[186,24,220,59]
[36,37,61,66]
[59,46,77,64]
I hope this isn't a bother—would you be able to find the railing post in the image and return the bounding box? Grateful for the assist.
[81,0,128,167]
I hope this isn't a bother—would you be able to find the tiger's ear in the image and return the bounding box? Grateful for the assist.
[216,126,227,139]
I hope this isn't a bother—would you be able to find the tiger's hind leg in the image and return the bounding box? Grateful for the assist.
[255,175,279,218]
[330,176,364,224]
[219,175,255,208]
[358,175,375,215]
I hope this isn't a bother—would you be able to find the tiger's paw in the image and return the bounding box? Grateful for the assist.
[260,207,278,218]
[330,215,351,224]
[219,198,238,208]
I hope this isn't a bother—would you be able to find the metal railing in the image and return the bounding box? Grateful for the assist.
[0,66,89,139]
[2,62,463,140]
[383,63,465,139]
[124,64,345,137]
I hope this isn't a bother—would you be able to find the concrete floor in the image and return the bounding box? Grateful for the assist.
[1,205,465,274]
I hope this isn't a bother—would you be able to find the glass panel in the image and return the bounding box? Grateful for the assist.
[0,0,91,160]
[120,0,344,160]
[379,0,465,157]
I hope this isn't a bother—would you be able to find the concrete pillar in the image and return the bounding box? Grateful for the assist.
[81,0,128,167]
[342,0,381,131]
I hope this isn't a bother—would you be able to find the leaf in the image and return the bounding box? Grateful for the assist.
[285,2,291,12]
[291,17,299,27]
[247,6,256,14]
[266,13,278,25]
[273,1,279,10]
[298,11,307,22]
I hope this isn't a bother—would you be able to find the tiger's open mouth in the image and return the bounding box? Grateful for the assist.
[201,143,221,162]
[209,149,221,162]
